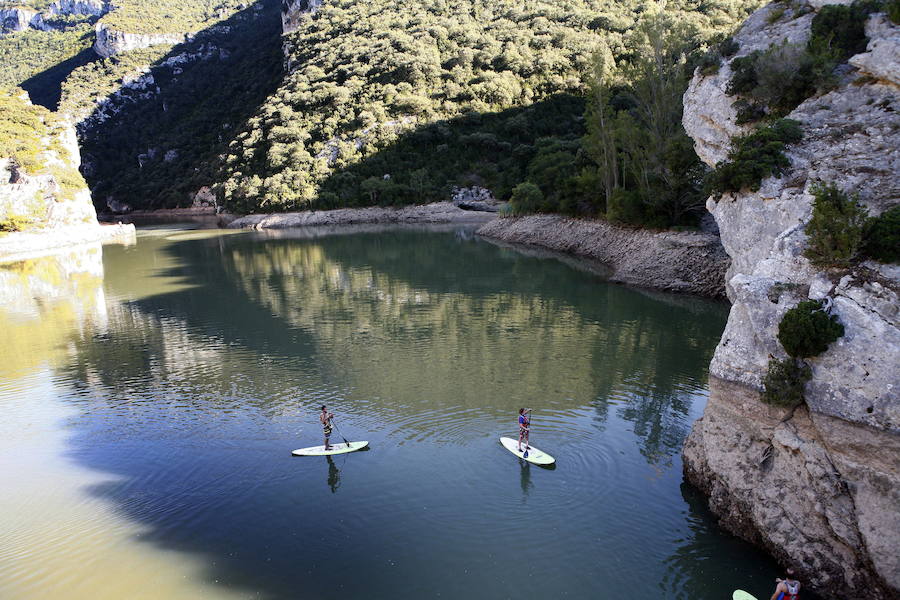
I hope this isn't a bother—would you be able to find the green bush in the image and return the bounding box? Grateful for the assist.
[810,2,873,61]
[0,214,36,232]
[888,0,900,24]
[724,2,879,118]
[733,100,766,125]
[726,41,838,117]
[762,357,812,407]
[804,182,868,266]
[705,119,802,197]
[778,299,844,359]
[726,52,760,95]
[863,205,900,263]
[694,37,740,76]
[508,182,545,215]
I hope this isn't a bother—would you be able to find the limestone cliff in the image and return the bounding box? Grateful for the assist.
[93,21,193,58]
[48,0,108,17]
[0,0,108,33]
[0,5,44,32]
[681,3,899,599]
[1,91,95,227]
[0,90,133,260]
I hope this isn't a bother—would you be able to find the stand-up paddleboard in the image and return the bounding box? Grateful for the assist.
[499,437,555,465]
[733,590,759,600]
[292,441,368,456]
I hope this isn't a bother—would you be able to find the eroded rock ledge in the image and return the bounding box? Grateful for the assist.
[477,215,729,298]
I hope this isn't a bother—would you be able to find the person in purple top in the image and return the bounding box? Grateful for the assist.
[518,408,532,452]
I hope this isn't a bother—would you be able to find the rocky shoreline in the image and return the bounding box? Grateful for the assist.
[0,223,135,264]
[226,201,497,229]
[477,215,730,298]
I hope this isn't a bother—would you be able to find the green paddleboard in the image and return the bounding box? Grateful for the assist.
[291,441,369,456]
[733,590,759,600]
[499,437,555,465]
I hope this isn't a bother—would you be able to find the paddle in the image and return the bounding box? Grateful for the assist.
[524,409,532,458]
[331,416,352,449]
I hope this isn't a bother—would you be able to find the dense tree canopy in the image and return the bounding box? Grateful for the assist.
[222,0,762,214]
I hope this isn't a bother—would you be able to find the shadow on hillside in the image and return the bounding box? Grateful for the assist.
[300,93,587,212]
[22,47,96,110]
[64,0,285,210]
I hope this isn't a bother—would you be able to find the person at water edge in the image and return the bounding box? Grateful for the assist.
[769,568,801,600]
[320,405,335,450]
[518,408,532,452]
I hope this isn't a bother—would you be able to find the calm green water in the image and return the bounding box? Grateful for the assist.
[0,225,783,599]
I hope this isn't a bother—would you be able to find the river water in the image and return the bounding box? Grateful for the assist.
[0,226,784,599]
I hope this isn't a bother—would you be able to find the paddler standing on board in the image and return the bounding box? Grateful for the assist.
[320,405,335,450]
[518,408,532,452]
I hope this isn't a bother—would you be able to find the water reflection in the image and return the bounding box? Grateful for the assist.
[519,461,533,500]
[0,227,779,600]
[326,456,342,494]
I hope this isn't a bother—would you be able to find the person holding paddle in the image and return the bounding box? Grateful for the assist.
[518,408,532,453]
[320,405,335,450]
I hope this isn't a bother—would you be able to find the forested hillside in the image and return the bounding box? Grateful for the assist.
[0,0,764,223]
[222,0,762,222]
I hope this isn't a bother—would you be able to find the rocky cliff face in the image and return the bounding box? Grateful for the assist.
[49,0,108,17]
[681,3,899,599]
[93,21,193,58]
[0,95,96,228]
[0,0,108,33]
[281,0,322,34]
[0,6,44,32]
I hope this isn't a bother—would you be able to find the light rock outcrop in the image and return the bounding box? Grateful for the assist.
[1,0,107,34]
[93,21,193,58]
[227,201,496,229]
[48,0,108,16]
[681,3,899,599]
[477,215,730,297]
[281,0,322,34]
[451,186,503,212]
[0,6,44,32]
[0,92,135,261]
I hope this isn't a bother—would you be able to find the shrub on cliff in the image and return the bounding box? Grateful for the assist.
[705,119,802,197]
[804,182,868,267]
[778,299,844,359]
[810,2,875,61]
[723,1,879,121]
[863,205,900,264]
[762,357,812,407]
[725,42,838,121]
[889,0,900,24]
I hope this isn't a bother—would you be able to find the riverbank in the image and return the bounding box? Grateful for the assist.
[226,202,496,229]
[478,216,729,298]
[0,223,136,264]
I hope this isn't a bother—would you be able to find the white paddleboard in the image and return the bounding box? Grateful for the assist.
[291,441,369,456]
[733,591,759,600]
[499,437,555,465]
